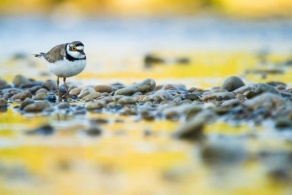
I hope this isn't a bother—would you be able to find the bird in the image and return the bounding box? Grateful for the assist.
[35,41,86,101]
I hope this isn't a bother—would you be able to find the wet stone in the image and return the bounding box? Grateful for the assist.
[82,92,102,102]
[202,92,235,101]
[20,81,43,89]
[244,93,285,111]
[85,100,106,110]
[69,87,82,96]
[200,139,246,167]
[94,85,112,93]
[58,102,70,109]
[33,92,47,100]
[29,85,42,94]
[184,93,200,101]
[221,99,241,107]
[114,79,156,96]
[46,93,57,102]
[11,90,32,101]
[110,83,125,91]
[275,118,292,130]
[118,96,137,105]
[0,79,11,90]
[25,124,54,136]
[0,98,7,107]
[24,101,52,113]
[86,126,102,136]
[150,90,174,102]
[19,98,34,110]
[13,75,31,87]
[35,88,48,94]
[173,110,215,140]
[42,81,57,91]
[222,76,245,92]
[234,83,279,98]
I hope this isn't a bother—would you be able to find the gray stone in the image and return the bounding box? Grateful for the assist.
[150,90,174,102]
[11,90,32,101]
[234,83,279,98]
[222,76,245,92]
[69,87,82,96]
[0,98,7,107]
[82,92,102,102]
[20,98,34,110]
[12,75,31,87]
[85,100,106,110]
[114,79,156,96]
[24,101,52,112]
[58,102,70,109]
[244,93,285,111]
[42,81,57,91]
[118,96,137,105]
[33,92,47,100]
[94,85,112,93]
[173,110,216,140]
[202,92,235,101]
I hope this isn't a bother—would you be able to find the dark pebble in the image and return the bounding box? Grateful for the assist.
[222,76,245,92]
[25,124,54,135]
[86,127,102,136]
[19,98,34,110]
[42,81,57,91]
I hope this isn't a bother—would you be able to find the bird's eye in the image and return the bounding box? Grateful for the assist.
[71,46,77,51]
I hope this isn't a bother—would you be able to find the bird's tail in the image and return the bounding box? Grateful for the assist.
[34,53,45,58]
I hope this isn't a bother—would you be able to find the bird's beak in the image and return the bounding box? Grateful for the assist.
[79,50,85,55]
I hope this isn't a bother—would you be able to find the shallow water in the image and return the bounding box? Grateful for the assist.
[1,17,292,194]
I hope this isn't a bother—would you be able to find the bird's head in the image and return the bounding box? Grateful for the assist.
[66,41,86,59]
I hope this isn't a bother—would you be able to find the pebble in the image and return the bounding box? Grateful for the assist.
[0,79,12,89]
[114,79,156,96]
[82,92,102,102]
[33,92,47,100]
[244,93,285,111]
[25,124,54,135]
[234,83,279,98]
[202,92,235,101]
[118,96,137,105]
[275,118,292,130]
[29,85,42,94]
[94,85,112,93]
[221,99,241,107]
[58,102,70,109]
[69,87,82,96]
[173,110,216,140]
[85,126,102,136]
[24,101,52,112]
[11,90,32,101]
[42,81,57,91]
[85,100,106,110]
[35,88,48,94]
[19,98,34,110]
[0,98,7,107]
[12,75,31,87]
[222,76,245,92]
[150,90,174,102]
[200,139,246,166]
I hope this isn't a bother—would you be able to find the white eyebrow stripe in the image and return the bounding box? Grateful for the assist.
[76,46,84,50]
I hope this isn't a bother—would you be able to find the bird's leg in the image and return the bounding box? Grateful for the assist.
[63,77,69,98]
[57,76,61,101]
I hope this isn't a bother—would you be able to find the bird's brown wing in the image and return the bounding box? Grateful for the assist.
[44,43,67,63]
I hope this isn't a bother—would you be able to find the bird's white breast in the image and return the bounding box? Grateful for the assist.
[46,59,86,78]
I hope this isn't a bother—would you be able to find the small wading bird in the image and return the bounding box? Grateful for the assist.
[35,41,86,101]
